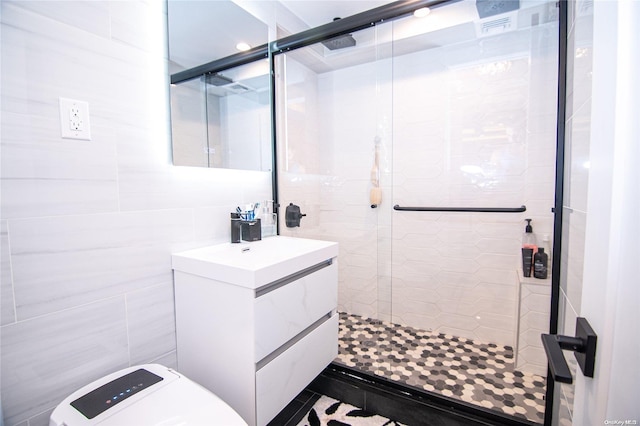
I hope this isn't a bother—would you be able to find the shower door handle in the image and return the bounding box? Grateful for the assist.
[541,317,597,384]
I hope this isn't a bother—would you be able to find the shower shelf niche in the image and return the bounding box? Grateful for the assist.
[515,267,552,377]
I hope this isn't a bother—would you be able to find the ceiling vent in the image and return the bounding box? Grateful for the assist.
[474,0,520,38]
[223,83,253,94]
[475,11,518,37]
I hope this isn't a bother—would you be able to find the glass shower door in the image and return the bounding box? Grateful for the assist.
[274,20,394,377]
[274,1,560,423]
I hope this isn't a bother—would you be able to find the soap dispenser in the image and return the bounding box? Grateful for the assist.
[521,219,538,277]
[522,219,537,248]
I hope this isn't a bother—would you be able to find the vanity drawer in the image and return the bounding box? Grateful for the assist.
[255,314,338,426]
[254,260,337,361]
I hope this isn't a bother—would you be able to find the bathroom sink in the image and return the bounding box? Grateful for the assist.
[172,236,338,289]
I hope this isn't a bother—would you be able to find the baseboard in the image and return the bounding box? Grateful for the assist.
[306,363,540,426]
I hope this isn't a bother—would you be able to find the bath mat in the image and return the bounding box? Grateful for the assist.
[296,395,405,426]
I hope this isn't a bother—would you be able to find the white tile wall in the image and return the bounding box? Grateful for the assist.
[557,0,594,421]
[278,18,559,348]
[516,275,552,376]
[392,26,557,347]
[0,2,271,425]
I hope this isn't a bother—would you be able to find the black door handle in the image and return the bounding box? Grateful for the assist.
[541,317,597,384]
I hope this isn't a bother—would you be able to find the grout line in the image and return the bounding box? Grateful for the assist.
[1,291,129,326]
[6,220,19,324]
[336,312,546,422]
[124,293,132,366]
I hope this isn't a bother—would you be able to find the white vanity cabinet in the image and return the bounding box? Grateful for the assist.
[172,236,339,426]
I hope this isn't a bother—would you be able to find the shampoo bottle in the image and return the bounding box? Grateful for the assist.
[521,219,537,277]
[534,247,548,279]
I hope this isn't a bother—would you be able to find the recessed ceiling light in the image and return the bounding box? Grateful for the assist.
[413,7,431,18]
[236,42,251,52]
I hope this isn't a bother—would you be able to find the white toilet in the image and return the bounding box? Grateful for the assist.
[50,364,247,426]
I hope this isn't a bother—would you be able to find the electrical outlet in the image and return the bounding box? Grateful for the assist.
[59,97,91,140]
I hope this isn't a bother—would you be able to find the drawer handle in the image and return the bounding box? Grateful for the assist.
[256,312,333,370]
[255,259,333,298]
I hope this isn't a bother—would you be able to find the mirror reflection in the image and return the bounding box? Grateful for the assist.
[167,1,271,171]
[170,60,271,171]
[167,1,268,73]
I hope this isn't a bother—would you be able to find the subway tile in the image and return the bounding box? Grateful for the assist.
[435,256,480,274]
[473,326,514,346]
[520,327,548,349]
[564,209,586,307]
[281,16,557,354]
[25,408,54,426]
[151,351,178,370]
[475,237,520,256]
[476,268,518,285]
[118,150,272,211]
[393,312,438,332]
[476,311,516,332]
[394,246,440,263]
[109,1,164,51]
[348,301,377,319]
[0,111,119,218]
[522,292,553,313]
[516,360,547,377]
[474,253,518,270]
[192,205,243,247]
[435,312,478,332]
[6,1,111,39]
[521,310,550,332]
[434,243,481,260]
[126,283,177,365]
[1,221,15,325]
[0,177,119,220]
[439,282,517,303]
[567,102,592,213]
[9,209,193,320]
[1,7,143,119]
[557,383,574,426]
[1,297,129,425]
[435,299,476,315]
[435,270,479,288]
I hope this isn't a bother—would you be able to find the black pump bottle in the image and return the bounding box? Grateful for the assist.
[534,247,548,279]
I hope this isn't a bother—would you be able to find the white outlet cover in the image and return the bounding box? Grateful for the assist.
[59,97,91,140]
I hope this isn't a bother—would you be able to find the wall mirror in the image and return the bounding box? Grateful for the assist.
[167,1,272,171]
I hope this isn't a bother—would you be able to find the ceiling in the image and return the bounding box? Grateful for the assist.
[277,0,396,29]
[168,0,397,72]
[168,1,558,75]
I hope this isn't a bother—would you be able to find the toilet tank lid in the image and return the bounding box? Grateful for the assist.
[50,364,180,426]
[50,364,247,426]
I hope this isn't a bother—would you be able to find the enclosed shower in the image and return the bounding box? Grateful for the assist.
[275,0,559,423]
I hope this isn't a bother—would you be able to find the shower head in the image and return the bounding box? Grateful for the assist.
[322,33,356,50]
[206,73,233,86]
[321,17,356,50]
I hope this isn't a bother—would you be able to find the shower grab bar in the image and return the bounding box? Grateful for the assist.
[393,205,527,213]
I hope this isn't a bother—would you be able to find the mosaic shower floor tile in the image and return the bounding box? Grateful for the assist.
[335,312,546,423]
